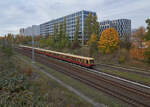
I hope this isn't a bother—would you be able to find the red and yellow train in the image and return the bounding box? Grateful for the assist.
[19,45,95,68]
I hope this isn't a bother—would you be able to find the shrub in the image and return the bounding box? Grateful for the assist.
[119,56,125,64]
[144,50,150,63]
[87,34,98,56]
[1,46,13,57]
[120,35,131,50]
[26,67,32,76]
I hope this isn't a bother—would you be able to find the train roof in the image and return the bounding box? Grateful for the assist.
[20,45,94,60]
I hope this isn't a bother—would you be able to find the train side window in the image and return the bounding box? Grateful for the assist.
[90,60,94,64]
[80,59,82,62]
[86,60,88,64]
[79,59,82,63]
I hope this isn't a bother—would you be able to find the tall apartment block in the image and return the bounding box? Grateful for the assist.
[20,25,40,36]
[40,10,96,44]
[99,19,131,38]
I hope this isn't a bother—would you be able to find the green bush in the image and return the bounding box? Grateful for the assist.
[119,56,125,64]
[144,48,150,63]
[1,46,13,57]
[0,69,48,106]
[147,57,150,63]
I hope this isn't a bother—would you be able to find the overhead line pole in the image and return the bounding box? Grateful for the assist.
[32,25,35,63]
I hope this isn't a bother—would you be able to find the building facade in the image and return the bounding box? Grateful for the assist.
[99,19,131,38]
[40,10,96,43]
[20,25,40,36]
[19,11,132,44]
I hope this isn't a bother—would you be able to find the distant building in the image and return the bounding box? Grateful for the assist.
[19,28,25,36]
[19,11,132,44]
[40,10,96,43]
[20,25,40,36]
[99,19,131,39]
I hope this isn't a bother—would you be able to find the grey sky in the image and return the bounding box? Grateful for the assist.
[0,0,150,36]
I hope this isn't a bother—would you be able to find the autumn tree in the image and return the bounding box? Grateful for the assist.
[34,35,42,47]
[144,19,150,41]
[0,37,2,45]
[84,13,100,44]
[84,13,93,41]
[54,23,58,41]
[14,35,24,45]
[98,28,120,54]
[53,18,70,49]
[47,36,55,48]
[4,33,14,46]
[144,19,150,62]
[130,27,147,60]
[74,16,80,42]
[14,35,20,44]
[93,15,100,36]
[39,38,47,48]
[120,35,131,50]
[62,17,70,48]
[54,22,63,49]
[72,16,80,48]
[63,17,67,37]
[132,27,146,48]
[38,18,71,50]
[0,37,5,46]
[23,36,32,45]
[59,22,64,41]
[87,34,98,56]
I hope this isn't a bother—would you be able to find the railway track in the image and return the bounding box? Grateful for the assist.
[93,64,150,87]
[95,64,150,77]
[16,48,150,107]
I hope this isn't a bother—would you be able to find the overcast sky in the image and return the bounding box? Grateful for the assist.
[0,0,150,36]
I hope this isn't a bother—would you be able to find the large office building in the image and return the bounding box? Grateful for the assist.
[19,11,132,43]
[99,19,131,38]
[40,10,96,43]
[20,25,40,36]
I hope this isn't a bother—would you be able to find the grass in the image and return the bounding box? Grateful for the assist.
[13,55,92,107]
[116,61,150,72]
[100,69,150,85]
[0,46,93,107]
[16,52,131,107]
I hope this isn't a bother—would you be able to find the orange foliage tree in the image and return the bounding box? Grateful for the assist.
[98,28,120,54]
[130,27,146,60]
[130,47,146,60]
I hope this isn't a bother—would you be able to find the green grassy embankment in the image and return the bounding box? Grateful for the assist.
[0,46,92,107]
[99,69,150,86]
[16,51,130,107]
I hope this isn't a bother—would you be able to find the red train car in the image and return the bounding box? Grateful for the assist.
[20,45,95,68]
